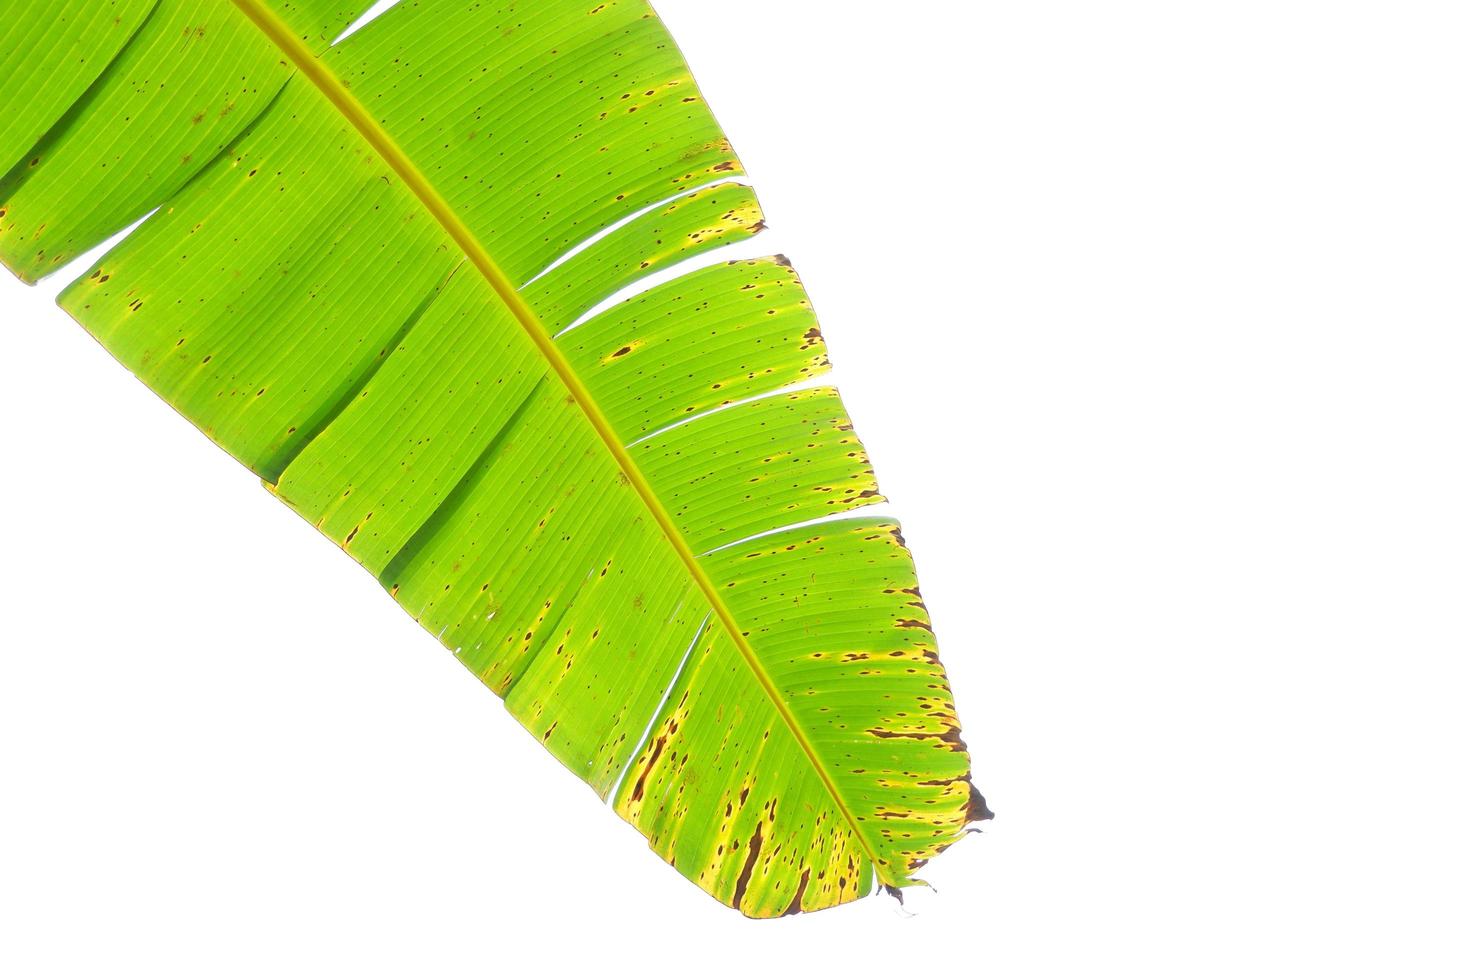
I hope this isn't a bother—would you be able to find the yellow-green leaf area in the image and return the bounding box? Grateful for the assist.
[1,0,986,916]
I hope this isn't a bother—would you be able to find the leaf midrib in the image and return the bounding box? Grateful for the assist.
[228,0,889,888]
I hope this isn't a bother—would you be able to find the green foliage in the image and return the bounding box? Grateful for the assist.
[0,0,986,915]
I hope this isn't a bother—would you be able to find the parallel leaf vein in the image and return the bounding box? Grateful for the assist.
[227,0,890,885]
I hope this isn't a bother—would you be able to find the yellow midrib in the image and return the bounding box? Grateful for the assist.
[229,0,891,888]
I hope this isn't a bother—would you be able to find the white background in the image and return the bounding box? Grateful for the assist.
[2,1,1467,976]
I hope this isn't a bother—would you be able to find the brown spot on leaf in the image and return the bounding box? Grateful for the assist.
[780,868,811,916]
[868,725,968,752]
[628,733,667,803]
[967,782,995,823]
[730,821,764,912]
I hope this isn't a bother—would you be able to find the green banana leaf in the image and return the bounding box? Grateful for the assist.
[0,0,988,916]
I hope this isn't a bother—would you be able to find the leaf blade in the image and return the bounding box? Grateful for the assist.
[7,0,985,915]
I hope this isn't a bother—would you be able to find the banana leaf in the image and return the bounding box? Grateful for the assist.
[0,0,989,916]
